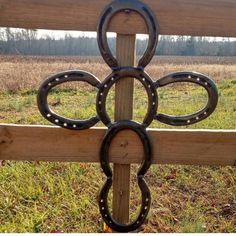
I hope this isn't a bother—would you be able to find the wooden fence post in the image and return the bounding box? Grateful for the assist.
[112,34,136,224]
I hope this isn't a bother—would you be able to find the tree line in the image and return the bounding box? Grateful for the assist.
[0,28,236,56]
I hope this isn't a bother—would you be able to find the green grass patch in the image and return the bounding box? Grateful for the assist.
[0,79,235,232]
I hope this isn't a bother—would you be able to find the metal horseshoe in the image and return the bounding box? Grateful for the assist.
[37,70,101,130]
[155,71,219,126]
[97,0,159,69]
[99,120,152,233]
[96,67,158,128]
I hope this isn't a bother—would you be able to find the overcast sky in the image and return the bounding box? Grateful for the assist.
[37,29,236,41]
[37,29,148,39]
[2,28,235,41]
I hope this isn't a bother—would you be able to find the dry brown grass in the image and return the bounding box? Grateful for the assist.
[0,55,236,93]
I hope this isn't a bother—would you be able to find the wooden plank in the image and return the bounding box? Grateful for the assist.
[0,124,236,166]
[112,34,136,224]
[0,0,236,37]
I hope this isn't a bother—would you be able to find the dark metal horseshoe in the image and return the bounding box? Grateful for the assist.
[155,71,219,126]
[96,67,158,128]
[99,120,152,233]
[37,70,101,130]
[97,0,159,69]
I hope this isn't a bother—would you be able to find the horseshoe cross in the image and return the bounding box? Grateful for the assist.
[37,0,218,232]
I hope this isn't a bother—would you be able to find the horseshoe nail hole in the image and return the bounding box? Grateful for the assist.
[197,78,200,82]
[73,124,77,128]
[204,112,207,115]
[100,199,104,203]
[144,206,148,210]
[100,93,103,96]
[188,75,192,79]
[146,198,149,202]
[187,120,191,124]
[47,114,51,118]
[104,84,108,88]
[105,214,108,217]
[102,207,105,210]
[64,123,67,127]
[47,81,97,120]
[124,9,131,14]
[48,83,52,86]
[64,75,68,78]
[196,117,199,120]
[55,119,59,123]
[205,82,208,86]
[56,78,60,82]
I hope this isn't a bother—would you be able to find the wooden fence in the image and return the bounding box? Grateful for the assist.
[0,0,236,228]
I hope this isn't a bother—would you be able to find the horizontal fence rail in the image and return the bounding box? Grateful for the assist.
[0,0,236,37]
[0,124,235,166]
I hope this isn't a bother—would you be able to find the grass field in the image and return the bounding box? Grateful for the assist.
[0,55,235,232]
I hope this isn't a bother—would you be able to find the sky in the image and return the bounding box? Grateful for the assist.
[37,29,236,41]
[2,28,235,41]
[37,29,148,40]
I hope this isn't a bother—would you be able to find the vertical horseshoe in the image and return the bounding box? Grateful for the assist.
[99,121,153,232]
[97,0,159,69]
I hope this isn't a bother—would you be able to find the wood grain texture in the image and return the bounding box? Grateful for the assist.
[0,0,236,37]
[112,34,136,224]
[0,124,235,166]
